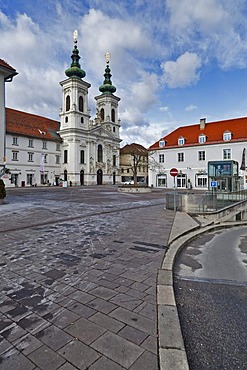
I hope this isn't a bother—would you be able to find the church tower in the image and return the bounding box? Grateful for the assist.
[94,53,121,140]
[59,33,121,186]
[59,30,91,185]
[93,53,121,185]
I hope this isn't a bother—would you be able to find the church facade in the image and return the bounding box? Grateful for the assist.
[1,33,122,187]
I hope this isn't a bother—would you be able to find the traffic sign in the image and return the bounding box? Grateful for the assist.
[170,168,178,177]
[210,181,217,188]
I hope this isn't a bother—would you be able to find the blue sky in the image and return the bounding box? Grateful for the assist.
[1,0,247,147]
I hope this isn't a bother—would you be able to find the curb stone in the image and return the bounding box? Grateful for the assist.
[158,214,247,370]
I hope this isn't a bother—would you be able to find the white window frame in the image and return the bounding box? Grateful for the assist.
[223,148,231,160]
[12,137,18,145]
[159,154,165,163]
[223,131,231,141]
[178,137,185,146]
[28,152,34,162]
[157,175,167,187]
[27,174,33,185]
[198,134,206,144]
[55,155,60,164]
[42,141,47,149]
[178,152,184,162]
[196,176,207,188]
[198,151,205,161]
[12,151,18,161]
[28,139,34,148]
[159,140,165,147]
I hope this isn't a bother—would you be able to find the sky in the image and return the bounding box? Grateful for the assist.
[1,0,247,148]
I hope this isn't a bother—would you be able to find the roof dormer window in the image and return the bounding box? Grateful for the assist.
[159,140,165,147]
[198,134,206,144]
[178,136,185,146]
[223,131,231,141]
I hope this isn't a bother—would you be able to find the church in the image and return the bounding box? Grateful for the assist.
[0,31,122,187]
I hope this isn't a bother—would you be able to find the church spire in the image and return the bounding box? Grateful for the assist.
[65,30,86,79]
[99,52,116,95]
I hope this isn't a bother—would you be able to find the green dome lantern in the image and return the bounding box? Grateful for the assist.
[99,52,116,95]
[65,30,86,79]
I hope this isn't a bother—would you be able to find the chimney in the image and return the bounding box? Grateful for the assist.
[200,118,206,130]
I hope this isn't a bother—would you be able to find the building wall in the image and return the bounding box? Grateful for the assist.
[5,134,61,187]
[120,152,148,183]
[0,75,5,167]
[148,141,247,190]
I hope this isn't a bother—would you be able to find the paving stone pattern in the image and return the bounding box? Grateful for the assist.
[0,186,174,369]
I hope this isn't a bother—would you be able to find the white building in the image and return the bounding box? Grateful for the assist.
[0,60,18,169]
[1,33,122,187]
[5,108,61,187]
[148,117,247,191]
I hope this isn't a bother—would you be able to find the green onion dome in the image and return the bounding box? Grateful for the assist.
[65,34,85,79]
[99,62,116,95]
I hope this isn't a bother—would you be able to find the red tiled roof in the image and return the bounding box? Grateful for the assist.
[120,143,147,155]
[6,108,61,142]
[0,59,16,72]
[149,117,247,150]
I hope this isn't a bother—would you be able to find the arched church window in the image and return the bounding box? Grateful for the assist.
[66,96,70,112]
[111,109,115,122]
[65,116,68,123]
[80,150,85,164]
[79,96,83,112]
[64,150,68,163]
[81,117,84,124]
[98,144,103,162]
[100,108,104,122]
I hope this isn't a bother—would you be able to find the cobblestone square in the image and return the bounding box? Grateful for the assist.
[0,186,174,369]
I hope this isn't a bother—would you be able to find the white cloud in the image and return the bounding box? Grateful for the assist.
[185,104,197,111]
[160,106,169,112]
[166,0,226,33]
[165,0,247,70]
[161,52,202,88]
[2,1,247,148]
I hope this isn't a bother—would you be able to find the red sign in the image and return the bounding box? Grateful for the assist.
[170,168,178,177]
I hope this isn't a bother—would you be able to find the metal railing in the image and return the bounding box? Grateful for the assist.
[166,190,247,214]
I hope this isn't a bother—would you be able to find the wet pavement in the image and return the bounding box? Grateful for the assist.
[174,226,247,370]
[0,185,175,370]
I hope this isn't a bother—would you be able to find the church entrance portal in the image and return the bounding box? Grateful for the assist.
[80,170,84,185]
[97,169,103,185]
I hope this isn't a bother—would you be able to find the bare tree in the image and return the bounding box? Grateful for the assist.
[120,144,148,186]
